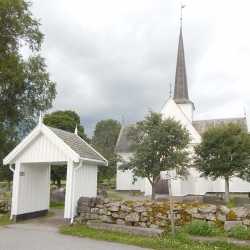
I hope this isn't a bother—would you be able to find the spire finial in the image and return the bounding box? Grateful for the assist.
[75,124,78,135]
[122,115,124,124]
[170,83,172,97]
[180,4,185,28]
[244,108,246,117]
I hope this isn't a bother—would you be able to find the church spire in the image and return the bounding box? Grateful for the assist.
[173,27,190,104]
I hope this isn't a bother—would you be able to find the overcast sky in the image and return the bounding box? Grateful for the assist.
[29,0,250,138]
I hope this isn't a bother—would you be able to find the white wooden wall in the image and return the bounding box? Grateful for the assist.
[16,133,71,163]
[71,162,98,218]
[12,163,50,215]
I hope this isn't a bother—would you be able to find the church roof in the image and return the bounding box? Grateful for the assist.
[114,117,248,153]
[173,28,193,107]
[114,124,135,153]
[193,117,248,135]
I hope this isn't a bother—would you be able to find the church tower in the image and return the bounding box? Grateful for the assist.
[173,27,195,122]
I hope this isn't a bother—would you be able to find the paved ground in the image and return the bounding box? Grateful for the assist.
[0,209,152,250]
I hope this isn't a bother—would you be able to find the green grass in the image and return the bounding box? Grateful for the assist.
[50,201,65,209]
[60,224,250,250]
[0,212,13,226]
[107,193,123,200]
[183,220,227,237]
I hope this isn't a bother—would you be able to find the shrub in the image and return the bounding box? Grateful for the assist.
[230,224,250,240]
[183,219,227,237]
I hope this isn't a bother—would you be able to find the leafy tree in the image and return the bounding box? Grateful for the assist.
[194,122,250,202]
[119,110,192,200]
[43,110,90,187]
[91,119,121,186]
[0,0,56,183]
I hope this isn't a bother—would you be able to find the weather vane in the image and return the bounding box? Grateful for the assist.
[180,3,185,28]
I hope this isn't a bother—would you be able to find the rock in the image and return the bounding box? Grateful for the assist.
[192,213,204,219]
[134,206,148,213]
[216,212,226,222]
[116,219,126,225]
[100,190,107,198]
[77,197,89,206]
[218,205,230,215]
[137,222,147,228]
[150,224,159,229]
[224,221,243,231]
[231,207,250,219]
[108,206,119,212]
[198,205,217,213]
[89,197,97,208]
[0,189,6,198]
[50,190,65,203]
[99,215,114,223]
[125,213,140,222]
[112,211,126,219]
[90,208,100,214]
[243,219,250,226]
[132,202,143,208]
[120,205,132,212]
[204,213,216,221]
[186,208,198,214]
[77,206,90,214]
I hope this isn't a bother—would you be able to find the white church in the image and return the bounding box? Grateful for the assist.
[115,26,248,197]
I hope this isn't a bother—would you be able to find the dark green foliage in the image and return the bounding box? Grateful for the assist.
[194,123,250,202]
[91,119,121,185]
[0,0,56,181]
[119,110,191,200]
[43,110,89,142]
[43,110,90,186]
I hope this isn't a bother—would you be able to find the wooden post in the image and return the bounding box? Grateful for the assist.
[168,179,175,237]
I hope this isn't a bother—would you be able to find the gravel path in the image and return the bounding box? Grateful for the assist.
[0,209,152,250]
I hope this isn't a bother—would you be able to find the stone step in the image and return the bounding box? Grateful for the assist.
[87,221,165,237]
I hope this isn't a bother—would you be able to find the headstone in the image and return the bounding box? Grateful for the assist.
[50,190,65,203]
[100,190,107,198]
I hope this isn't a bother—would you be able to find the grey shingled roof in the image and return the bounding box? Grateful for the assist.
[47,126,106,163]
[114,124,135,153]
[173,28,191,105]
[193,117,248,135]
[115,117,248,153]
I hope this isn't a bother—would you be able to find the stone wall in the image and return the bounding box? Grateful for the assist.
[0,199,11,213]
[76,196,250,230]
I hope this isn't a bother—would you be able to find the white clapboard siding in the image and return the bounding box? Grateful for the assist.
[15,133,71,163]
[14,163,50,214]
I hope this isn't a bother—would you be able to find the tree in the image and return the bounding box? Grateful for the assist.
[119,110,192,200]
[43,110,90,187]
[194,122,250,202]
[0,0,56,183]
[91,119,121,186]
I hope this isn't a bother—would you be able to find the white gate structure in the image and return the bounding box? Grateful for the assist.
[3,119,107,222]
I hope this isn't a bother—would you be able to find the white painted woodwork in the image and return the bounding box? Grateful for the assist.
[160,97,201,144]
[13,163,50,215]
[4,123,107,222]
[176,103,194,122]
[13,133,71,164]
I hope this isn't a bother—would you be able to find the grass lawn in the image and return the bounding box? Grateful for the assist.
[60,224,250,250]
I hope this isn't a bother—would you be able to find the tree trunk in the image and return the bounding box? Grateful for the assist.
[107,177,111,188]
[57,177,61,189]
[225,177,230,203]
[151,184,156,200]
